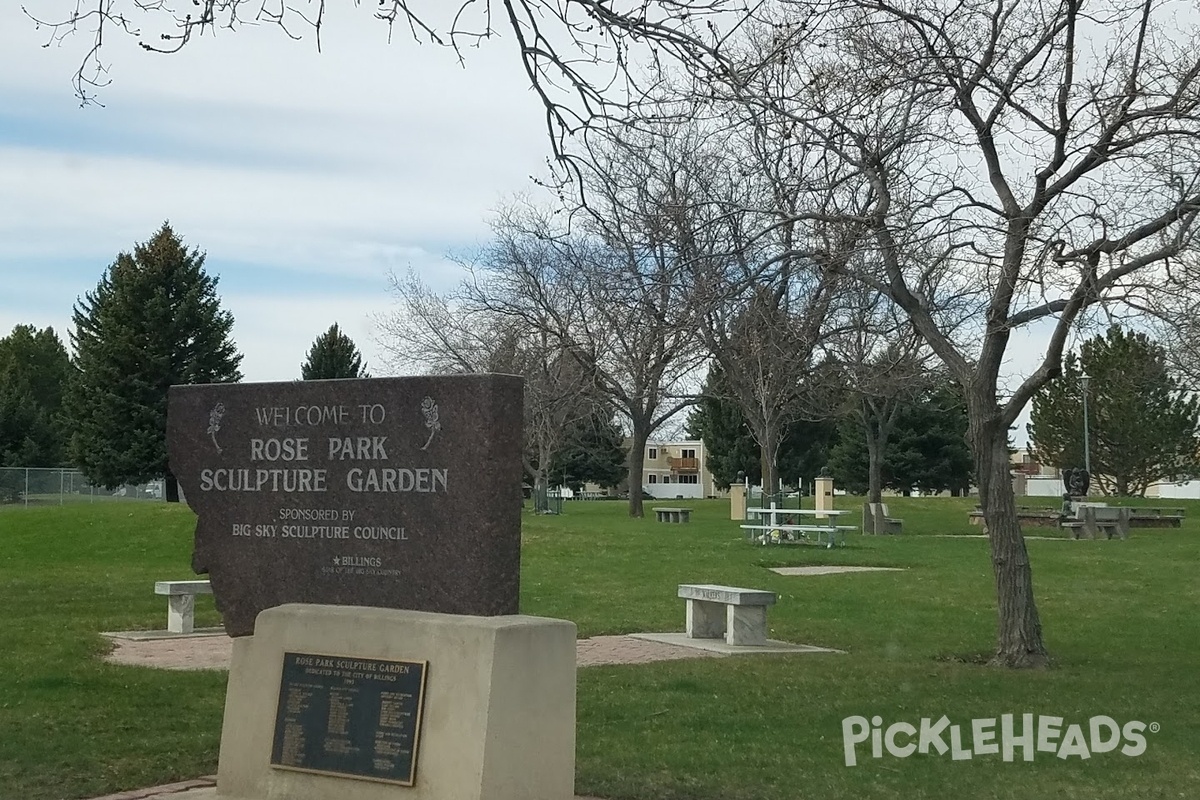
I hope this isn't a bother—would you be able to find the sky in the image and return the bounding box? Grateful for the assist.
[0,4,1055,442]
[0,5,551,382]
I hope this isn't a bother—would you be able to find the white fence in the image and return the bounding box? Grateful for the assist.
[0,467,165,507]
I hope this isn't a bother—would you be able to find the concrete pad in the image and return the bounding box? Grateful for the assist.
[769,566,906,576]
[630,632,843,655]
[929,534,1069,541]
[102,628,226,642]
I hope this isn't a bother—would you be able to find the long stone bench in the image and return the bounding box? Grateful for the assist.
[653,507,691,523]
[154,580,213,634]
[678,584,777,646]
[1062,506,1131,540]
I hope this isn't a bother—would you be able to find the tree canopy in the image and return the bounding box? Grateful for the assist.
[687,363,835,491]
[301,323,369,380]
[828,383,972,497]
[0,325,72,469]
[548,408,628,491]
[1028,327,1200,497]
[67,223,243,500]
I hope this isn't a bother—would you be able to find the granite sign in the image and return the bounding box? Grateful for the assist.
[167,374,524,636]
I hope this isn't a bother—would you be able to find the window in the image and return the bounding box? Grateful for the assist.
[677,474,698,484]
[662,475,671,483]
[648,447,658,459]
[681,448,696,459]
[648,474,658,484]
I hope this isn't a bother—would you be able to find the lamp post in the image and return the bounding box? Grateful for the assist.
[1080,372,1092,478]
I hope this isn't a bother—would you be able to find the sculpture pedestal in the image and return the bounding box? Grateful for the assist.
[215,604,577,800]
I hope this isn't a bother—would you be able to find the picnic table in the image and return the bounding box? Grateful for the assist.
[741,503,854,548]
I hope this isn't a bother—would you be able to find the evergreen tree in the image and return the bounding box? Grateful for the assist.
[301,323,369,379]
[67,223,243,500]
[1028,326,1200,496]
[887,384,973,496]
[687,364,835,491]
[548,409,627,491]
[828,383,972,496]
[686,365,760,489]
[0,325,72,468]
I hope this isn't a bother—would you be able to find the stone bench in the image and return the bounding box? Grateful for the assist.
[154,580,213,634]
[1062,506,1131,540]
[653,507,691,523]
[678,584,777,646]
[863,503,903,534]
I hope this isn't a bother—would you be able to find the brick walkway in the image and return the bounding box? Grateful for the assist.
[89,633,712,800]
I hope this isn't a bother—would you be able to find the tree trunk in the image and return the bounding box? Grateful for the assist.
[759,418,781,497]
[627,420,650,518]
[971,403,1049,669]
[866,433,883,505]
[165,472,180,503]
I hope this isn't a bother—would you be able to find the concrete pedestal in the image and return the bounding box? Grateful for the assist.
[215,604,576,800]
[815,476,834,514]
[729,485,747,520]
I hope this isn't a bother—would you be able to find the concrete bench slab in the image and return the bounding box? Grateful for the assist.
[652,507,691,523]
[677,583,777,646]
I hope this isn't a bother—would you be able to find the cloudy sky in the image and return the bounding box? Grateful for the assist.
[0,5,551,381]
[1,4,1055,442]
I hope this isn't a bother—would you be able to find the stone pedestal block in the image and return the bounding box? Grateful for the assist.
[686,599,726,639]
[726,605,768,646]
[167,595,196,634]
[215,604,576,800]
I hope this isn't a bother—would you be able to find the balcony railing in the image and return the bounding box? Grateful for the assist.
[668,456,699,473]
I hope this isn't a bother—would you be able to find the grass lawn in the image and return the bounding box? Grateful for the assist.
[1,496,1198,799]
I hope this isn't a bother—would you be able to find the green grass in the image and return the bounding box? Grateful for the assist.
[2,498,1199,799]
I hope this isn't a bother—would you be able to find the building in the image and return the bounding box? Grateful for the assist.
[1010,446,1200,498]
[640,439,723,499]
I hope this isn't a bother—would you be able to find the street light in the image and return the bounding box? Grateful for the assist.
[1080,371,1092,478]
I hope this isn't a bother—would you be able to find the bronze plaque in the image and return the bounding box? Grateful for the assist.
[270,651,428,786]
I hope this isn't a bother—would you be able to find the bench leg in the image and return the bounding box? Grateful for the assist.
[167,594,196,634]
[726,605,768,646]
[686,599,726,639]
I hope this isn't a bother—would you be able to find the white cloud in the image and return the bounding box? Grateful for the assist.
[0,2,552,378]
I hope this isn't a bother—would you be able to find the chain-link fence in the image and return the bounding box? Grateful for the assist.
[0,467,166,508]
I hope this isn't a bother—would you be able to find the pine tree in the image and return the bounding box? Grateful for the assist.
[548,408,627,491]
[0,325,72,468]
[1028,326,1200,496]
[67,223,243,500]
[300,323,369,379]
[827,384,972,496]
[686,364,835,490]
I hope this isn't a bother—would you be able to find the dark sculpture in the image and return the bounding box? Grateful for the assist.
[1062,467,1091,498]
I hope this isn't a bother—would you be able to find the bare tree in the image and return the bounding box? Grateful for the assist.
[827,290,936,509]
[461,194,706,517]
[686,0,1200,667]
[377,269,598,506]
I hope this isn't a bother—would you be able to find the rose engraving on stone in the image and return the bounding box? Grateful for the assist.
[420,396,441,450]
[207,402,226,453]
